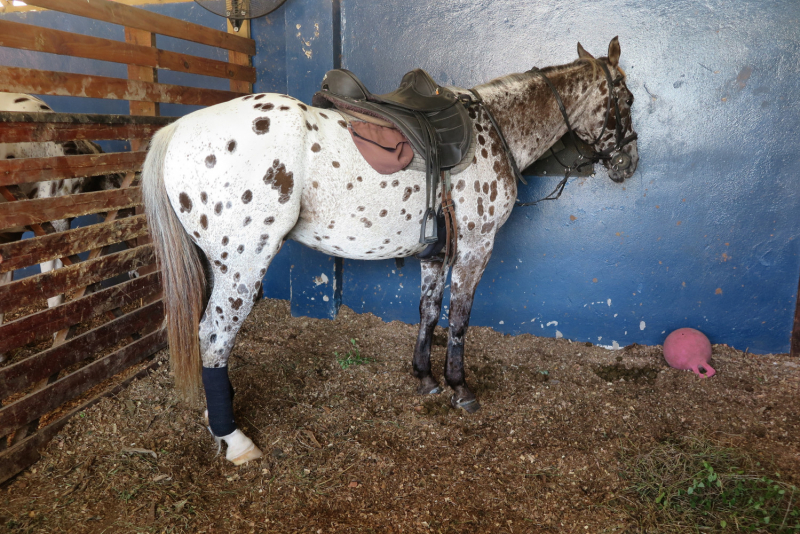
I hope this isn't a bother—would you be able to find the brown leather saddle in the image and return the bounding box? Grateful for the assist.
[312,68,473,256]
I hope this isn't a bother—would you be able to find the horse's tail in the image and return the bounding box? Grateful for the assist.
[142,121,206,400]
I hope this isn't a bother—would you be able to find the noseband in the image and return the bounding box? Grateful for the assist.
[464,61,638,207]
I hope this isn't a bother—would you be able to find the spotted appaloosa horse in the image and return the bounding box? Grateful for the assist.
[0,93,125,363]
[142,38,639,465]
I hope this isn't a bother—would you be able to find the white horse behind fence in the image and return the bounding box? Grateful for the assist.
[0,92,126,362]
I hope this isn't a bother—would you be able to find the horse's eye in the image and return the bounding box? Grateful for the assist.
[626,99,633,106]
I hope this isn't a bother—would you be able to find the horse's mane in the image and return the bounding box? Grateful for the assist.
[475,57,624,92]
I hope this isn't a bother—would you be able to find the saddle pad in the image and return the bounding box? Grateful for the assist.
[348,121,414,175]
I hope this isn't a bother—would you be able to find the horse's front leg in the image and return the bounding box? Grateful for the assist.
[445,247,492,413]
[413,260,449,395]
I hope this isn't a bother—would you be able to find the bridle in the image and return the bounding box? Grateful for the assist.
[462,60,638,207]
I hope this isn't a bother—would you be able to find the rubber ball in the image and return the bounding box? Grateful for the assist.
[663,328,715,378]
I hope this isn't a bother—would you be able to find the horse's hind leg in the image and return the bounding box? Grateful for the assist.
[40,259,64,309]
[413,260,449,395]
[444,247,493,413]
[198,242,283,465]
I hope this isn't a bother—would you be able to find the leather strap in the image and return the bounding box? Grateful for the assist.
[441,170,457,266]
[417,110,439,244]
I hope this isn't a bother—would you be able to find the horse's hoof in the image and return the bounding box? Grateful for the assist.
[417,377,442,395]
[222,429,263,465]
[451,396,481,413]
[230,444,263,466]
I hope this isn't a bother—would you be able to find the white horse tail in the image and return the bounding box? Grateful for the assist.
[142,122,205,400]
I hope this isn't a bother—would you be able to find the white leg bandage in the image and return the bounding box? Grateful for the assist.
[219,429,262,465]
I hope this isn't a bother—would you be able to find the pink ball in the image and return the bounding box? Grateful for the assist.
[663,328,716,378]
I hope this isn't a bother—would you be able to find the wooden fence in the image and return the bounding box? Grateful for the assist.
[0,0,254,484]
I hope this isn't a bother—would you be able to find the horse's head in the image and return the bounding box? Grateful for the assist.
[574,37,639,183]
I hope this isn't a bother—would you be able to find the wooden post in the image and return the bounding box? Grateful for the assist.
[124,28,159,141]
[124,27,158,280]
[227,18,253,94]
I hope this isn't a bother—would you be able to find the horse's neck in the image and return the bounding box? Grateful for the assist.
[478,64,598,171]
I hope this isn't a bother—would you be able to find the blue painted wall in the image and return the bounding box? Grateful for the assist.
[279,0,800,353]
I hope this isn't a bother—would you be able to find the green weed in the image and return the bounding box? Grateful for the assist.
[334,339,370,369]
[619,436,800,533]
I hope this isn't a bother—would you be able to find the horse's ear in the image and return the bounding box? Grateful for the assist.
[608,36,621,67]
[577,42,594,60]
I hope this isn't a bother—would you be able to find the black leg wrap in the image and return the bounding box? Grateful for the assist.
[202,366,236,437]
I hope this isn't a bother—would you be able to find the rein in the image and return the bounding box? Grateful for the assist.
[463,62,638,207]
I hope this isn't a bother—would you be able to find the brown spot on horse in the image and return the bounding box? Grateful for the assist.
[263,159,294,204]
[242,190,253,204]
[200,214,208,229]
[179,192,193,213]
[311,143,321,152]
[205,155,216,168]
[253,117,270,134]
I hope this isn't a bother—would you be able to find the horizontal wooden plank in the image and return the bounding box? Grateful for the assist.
[0,151,146,187]
[0,328,166,445]
[0,111,175,126]
[0,347,164,485]
[0,66,246,107]
[0,122,165,144]
[0,272,161,355]
[0,244,154,314]
[0,300,164,400]
[0,20,256,83]
[0,214,149,273]
[0,325,165,437]
[24,0,255,55]
[0,187,141,229]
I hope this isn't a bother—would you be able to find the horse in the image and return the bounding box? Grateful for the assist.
[142,37,639,465]
[0,92,126,363]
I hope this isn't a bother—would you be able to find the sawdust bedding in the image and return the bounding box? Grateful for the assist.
[1,298,798,533]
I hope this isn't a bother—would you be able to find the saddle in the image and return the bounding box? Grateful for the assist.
[312,68,472,256]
